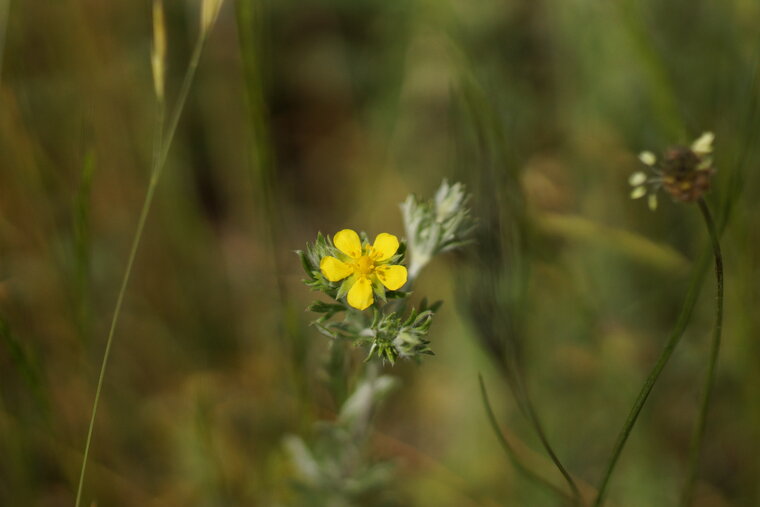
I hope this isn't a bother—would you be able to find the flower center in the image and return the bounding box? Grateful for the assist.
[354,255,375,276]
[663,147,700,176]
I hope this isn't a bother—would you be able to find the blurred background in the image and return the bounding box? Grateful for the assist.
[1,0,760,505]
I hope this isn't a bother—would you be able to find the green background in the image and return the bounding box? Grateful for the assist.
[1,0,759,505]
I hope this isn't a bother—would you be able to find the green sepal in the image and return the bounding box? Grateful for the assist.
[336,275,355,300]
[372,277,387,303]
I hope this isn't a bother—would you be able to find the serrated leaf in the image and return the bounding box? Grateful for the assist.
[308,301,345,314]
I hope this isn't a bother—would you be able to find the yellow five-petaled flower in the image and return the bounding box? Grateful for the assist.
[320,229,408,311]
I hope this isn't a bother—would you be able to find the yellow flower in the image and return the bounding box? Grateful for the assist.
[320,229,408,310]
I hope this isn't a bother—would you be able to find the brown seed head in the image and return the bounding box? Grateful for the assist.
[660,146,715,202]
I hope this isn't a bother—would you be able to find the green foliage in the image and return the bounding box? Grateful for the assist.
[290,182,470,503]
[362,302,439,365]
[300,185,469,364]
[284,371,399,506]
[299,181,472,367]
[3,1,760,505]
[402,180,476,279]
[298,232,341,299]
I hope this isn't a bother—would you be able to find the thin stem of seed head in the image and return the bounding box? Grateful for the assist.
[594,196,727,506]
[74,31,210,507]
[680,199,723,506]
[593,241,714,506]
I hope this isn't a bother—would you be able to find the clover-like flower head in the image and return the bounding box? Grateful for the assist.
[320,229,408,311]
[629,132,716,210]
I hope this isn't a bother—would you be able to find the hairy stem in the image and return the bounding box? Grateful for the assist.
[680,199,723,506]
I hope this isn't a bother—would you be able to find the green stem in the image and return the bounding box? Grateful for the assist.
[593,237,713,507]
[680,199,723,506]
[74,32,208,507]
[510,361,582,504]
[479,374,576,502]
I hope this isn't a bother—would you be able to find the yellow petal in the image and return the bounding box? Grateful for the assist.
[334,229,362,259]
[347,276,373,310]
[320,256,353,282]
[370,233,399,261]
[376,264,407,291]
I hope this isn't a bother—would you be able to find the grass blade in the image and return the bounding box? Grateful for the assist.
[74,18,216,506]
[479,373,576,503]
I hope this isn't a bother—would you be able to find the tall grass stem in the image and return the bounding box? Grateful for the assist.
[74,32,209,507]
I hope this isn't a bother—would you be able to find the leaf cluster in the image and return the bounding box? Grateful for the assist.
[401,180,476,276]
[362,300,441,365]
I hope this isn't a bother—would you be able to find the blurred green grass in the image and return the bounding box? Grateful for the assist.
[1,0,760,505]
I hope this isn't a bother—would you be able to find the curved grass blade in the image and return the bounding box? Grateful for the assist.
[479,374,576,503]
